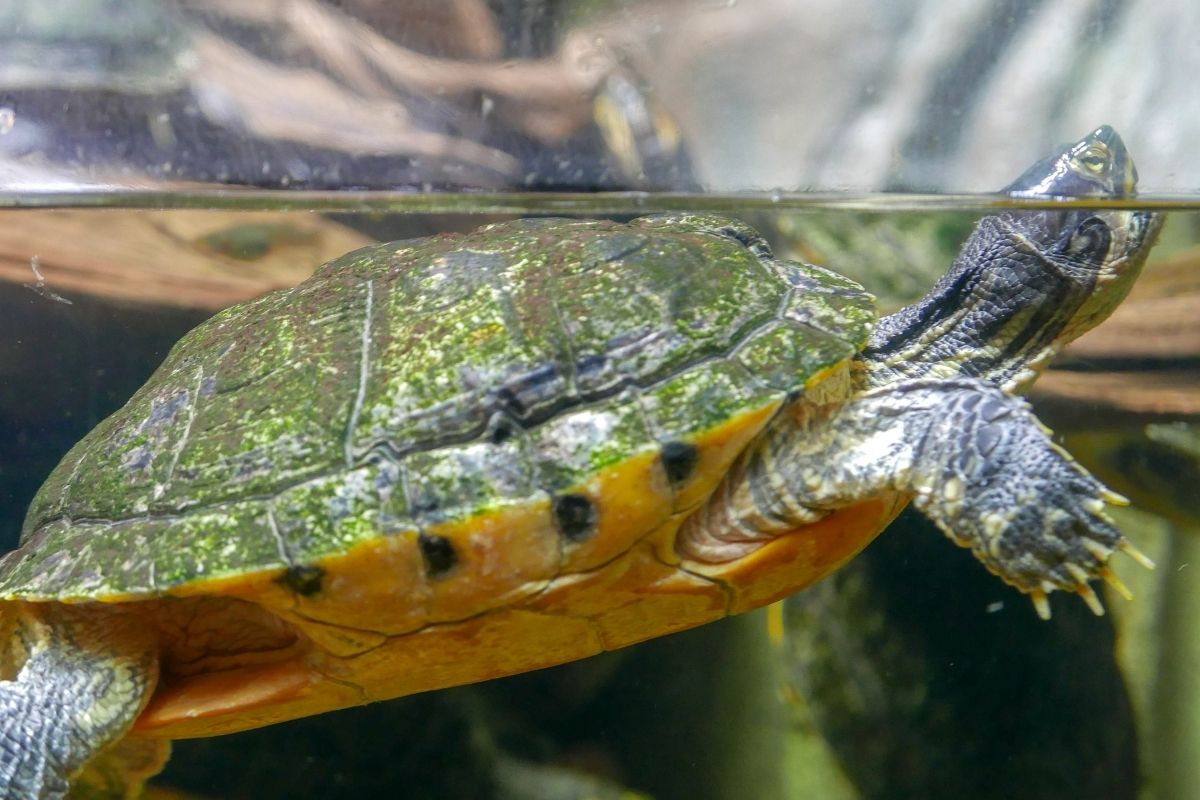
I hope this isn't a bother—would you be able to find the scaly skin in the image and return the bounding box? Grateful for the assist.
[0,606,158,800]
[679,126,1162,618]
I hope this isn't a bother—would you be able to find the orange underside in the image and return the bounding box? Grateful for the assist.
[133,494,903,739]
[124,384,906,740]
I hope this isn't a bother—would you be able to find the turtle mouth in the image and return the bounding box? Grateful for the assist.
[1051,207,1163,350]
[1101,208,1163,278]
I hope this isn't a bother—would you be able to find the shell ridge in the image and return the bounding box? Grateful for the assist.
[342,279,376,469]
[265,506,293,566]
[542,264,580,398]
[161,366,205,493]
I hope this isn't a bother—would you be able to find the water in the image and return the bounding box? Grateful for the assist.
[0,196,1197,800]
[3,187,1196,213]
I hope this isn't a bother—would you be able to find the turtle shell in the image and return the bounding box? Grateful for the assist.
[0,214,887,737]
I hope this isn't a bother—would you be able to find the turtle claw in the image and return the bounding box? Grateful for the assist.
[1064,562,1091,584]
[1027,568,1127,619]
[1030,590,1052,620]
[1119,539,1156,571]
[1083,539,1114,563]
[1076,583,1105,616]
[1102,488,1131,507]
[1101,568,1134,601]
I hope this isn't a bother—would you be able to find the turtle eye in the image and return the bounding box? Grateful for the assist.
[1078,145,1110,175]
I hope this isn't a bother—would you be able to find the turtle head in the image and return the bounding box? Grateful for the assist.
[866,126,1162,392]
[1006,125,1138,198]
[1005,126,1163,369]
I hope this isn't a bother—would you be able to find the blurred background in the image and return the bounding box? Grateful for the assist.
[2,2,1200,799]
[0,0,1196,196]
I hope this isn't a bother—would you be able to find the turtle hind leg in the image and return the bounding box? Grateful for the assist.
[0,604,159,800]
[70,738,170,800]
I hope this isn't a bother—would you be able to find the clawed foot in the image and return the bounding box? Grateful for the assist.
[1026,535,1154,620]
[909,384,1155,619]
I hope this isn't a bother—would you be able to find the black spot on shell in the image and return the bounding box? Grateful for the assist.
[419,533,458,578]
[576,353,607,377]
[661,440,699,485]
[279,565,324,597]
[553,494,597,542]
[715,223,773,259]
[488,416,517,444]
[411,495,440,514]
[494,386,527,417]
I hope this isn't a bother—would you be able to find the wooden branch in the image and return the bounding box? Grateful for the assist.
[0,210,373,310]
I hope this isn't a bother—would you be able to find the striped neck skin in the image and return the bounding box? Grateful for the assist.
[857,206,1160,395]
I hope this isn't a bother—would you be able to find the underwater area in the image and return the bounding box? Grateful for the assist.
[0,198,1197,800]
[2,0,1200,798]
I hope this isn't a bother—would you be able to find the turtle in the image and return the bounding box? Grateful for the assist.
[0,126,1161,798]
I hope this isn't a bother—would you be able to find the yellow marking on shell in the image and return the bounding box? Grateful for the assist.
[799,361,851,405]
[942,477,964,504]
[167,532,429,636]
[157,497,568,651]
[533,534,727,651]
[130,498,907,741]
[422,502,566,623]
[560,447,673,575]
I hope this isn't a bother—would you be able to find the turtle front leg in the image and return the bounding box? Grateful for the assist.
[679,377,1149,617]
[0,604,161,800]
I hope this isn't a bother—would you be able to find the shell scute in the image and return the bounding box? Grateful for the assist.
[735,321,859,392]
[772,258,877,343]
[401,434,536,525]
[525,388,655,494]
